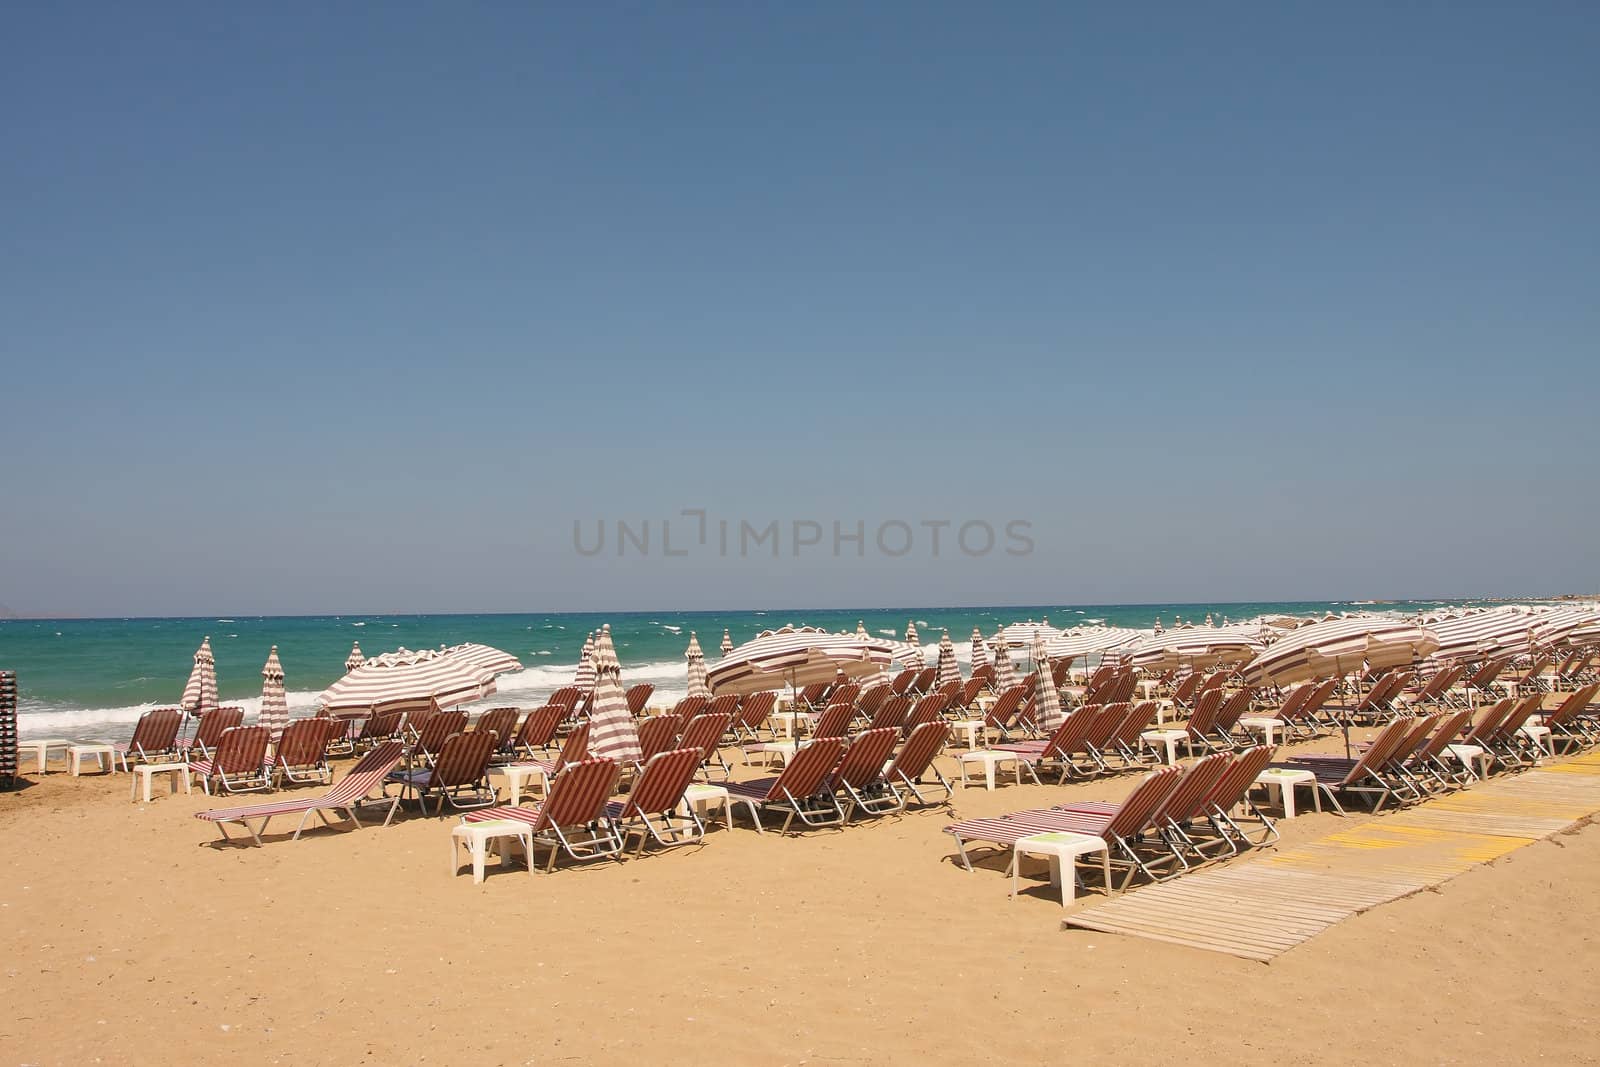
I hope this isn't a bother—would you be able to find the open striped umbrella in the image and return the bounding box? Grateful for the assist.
[1046,627,1147,663]
[258,646,290,734]
[993,620,1063,650]
[1241,615,1439,689]
[991,640,1019,691]
[720,629,734,657]
[587,625,642,762]
[1129,625,1265,672]
[181,637,219,716]
[1427,609,1544,664]
[709,625,895,697]
[441,642,523,685]
[905,620,920,646]
[936,631,962,689]
[686,632,710,699]
[1531,607,1600,649]
[1030,636,1063,731]
[970,628,991,673]
[345,642,366,673]
[574,632,597,693]
[317,647,489,715]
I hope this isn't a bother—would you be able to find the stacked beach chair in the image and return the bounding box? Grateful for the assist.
[0,671,16,789]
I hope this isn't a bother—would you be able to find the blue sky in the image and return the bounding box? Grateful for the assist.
[2,3,1596,616]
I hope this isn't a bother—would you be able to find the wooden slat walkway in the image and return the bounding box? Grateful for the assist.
[1064,751,1600,961]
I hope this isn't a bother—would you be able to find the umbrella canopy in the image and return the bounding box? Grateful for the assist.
[890,642,927,672]
[936,631,962,689]
[970,628,991,672]
[1030,636,1063,731]
[345,642,366,673]
[992,620,1063,649]
[258,645,290,733]
[686,632,710,699]
[1530,607,1600,649]
[708,626,896,697]
[587,625,642,762]
[1128,624,1266,672]
[1241,615,1439,689]
[317,647,490,715]
[1427,608,1546,664]
[991,640,1019,690]
[905,620,920,645]
[1045,627,1146,662]
[181,637,219,715]
[441,642,523,686]
[720,629,734,657]
[574,632,597,693]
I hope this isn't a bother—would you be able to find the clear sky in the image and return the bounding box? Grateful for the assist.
[2,3,1596,616]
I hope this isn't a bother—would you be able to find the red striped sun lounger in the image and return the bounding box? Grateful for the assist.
[195,741,405,846]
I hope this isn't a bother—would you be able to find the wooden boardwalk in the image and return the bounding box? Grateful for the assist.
[1063,751,1600,961]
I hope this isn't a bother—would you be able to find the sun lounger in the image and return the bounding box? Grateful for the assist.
[464,757,624,869]
[625,683,655,717]
[178,707,244,760]
[828,727,903,818]
[723,736,847,833]
[110,708,184,772]
[474,707,522,761]
[271,717,335,786]
[605,748,706,854]
[512,703,567,758]
[681,711,734,780]
[386,728,498,814]
[196,741,406,845]
[189,725,271,794]
[884,721,953,806]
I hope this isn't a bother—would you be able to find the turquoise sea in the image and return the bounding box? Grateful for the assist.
[0,599,1513,740]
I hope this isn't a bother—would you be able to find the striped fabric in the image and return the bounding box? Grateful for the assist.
[1045,627,1147,662]
[992,621,1063,649]
[936,631,962,690]
[316,647,489,715]
[1241,614,1439,688]
[943,807,1099,848]
[891,642,927,672]
[685,632,711,699]
[1427,608,1543,664]
[707,625,895,697]
[905,620,920,646]
[1030,636,1063,731]
[721,629,734,657]
[195,741,405,826]
[345,642,366,673]
[441,642,523,685]
[586,625,643,763]
[574,633,597,693]
[1531,607,1600,648]
[970,628,990,673]
[1129,624,1265,671]
[181,637,219,715]
[991,641,1019,691]
[257,645,290,734]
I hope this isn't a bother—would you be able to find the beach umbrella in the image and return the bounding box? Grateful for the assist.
[992,620,1063,650]
[1530,607,1600,649]
[574,632,597,693]
[936,631,962,689]
[890,642,926,672]
[258,646,290,734]
[708,625,896,698]
[1045,627,1147,666]
[1427,609,1547,664]
[1030,636,1063,731]
[720,629,734,658]
[686,632,710,699]
[991,641,1019,691]
[181,636,219,716]
[441,642,524,686]
[905,620,920,646]
[1240,615,1439,689]
[317,647,490,715]
[587,625,642,762]
[1128,625,1265,672]
[970,628,991,673]
[852,622,894,690]
[345,642,366,673]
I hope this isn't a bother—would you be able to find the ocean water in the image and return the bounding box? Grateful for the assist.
[0,600,1503,741]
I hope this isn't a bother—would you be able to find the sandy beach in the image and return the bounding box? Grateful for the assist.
[4,723,1598,1066]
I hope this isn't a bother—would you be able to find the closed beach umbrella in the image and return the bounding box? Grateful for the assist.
[587,625,642,763]
[709,625,895,697]
[1030,636,1063,731]
[991,641,1019,691]
[317,647,489,715]
[345,642,366,673]
[936,631,962,689]
[441,642,523,685]
[574,632,597,693]
[258,646,290,734]
[181,637,219,716]
[970,628,991,673]
[1241,615,1439,689]
[721,629,734,657]
[905,620,920,646]
[686,632,710,699]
